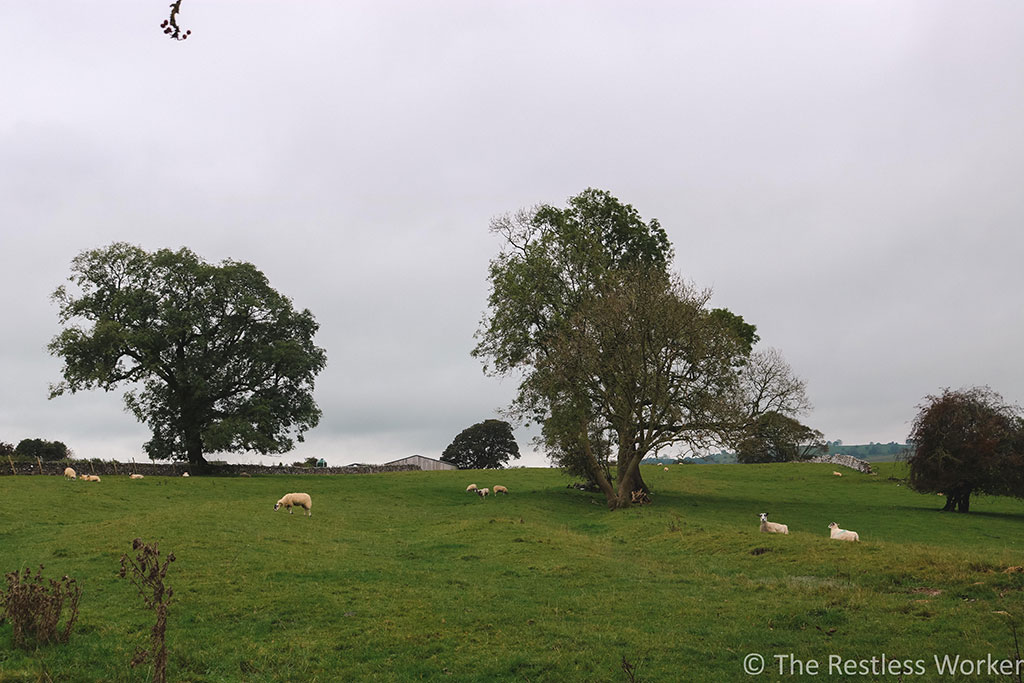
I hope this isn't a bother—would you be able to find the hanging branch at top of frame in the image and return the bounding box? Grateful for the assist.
[161,1,191,41]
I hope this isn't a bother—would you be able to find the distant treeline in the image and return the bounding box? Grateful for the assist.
[826,441,910,461]
[643,441,912,465]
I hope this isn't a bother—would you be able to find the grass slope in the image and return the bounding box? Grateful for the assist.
[1,463,1023,682]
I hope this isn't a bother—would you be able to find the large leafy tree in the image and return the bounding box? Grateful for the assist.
[14,438,72,462]
[49,243,327,471]
[734,412,825,464]
[474,189,810,508]
[906,387,1024,513]
[440,419,521,469]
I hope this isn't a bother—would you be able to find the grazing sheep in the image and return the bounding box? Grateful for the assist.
[828,522,859,542]
[130,474,144,479]
[466,484,478,493]
[493,485,508,495]
[274,492,312,517]
[663,467,669,471]
[832,471,843,477]
[63,467,77,480]
[758,512,789,535]
[476,488,490,498]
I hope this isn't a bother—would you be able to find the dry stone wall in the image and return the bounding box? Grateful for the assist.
[0,460,419,477]
[807,454,873,474]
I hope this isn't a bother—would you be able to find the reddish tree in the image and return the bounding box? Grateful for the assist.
[906,387,1024,513]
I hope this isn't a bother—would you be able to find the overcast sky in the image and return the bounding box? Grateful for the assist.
[3,1,1023,468]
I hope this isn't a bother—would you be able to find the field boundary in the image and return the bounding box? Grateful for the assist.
[0,460,420,477]
[807,453,874,473]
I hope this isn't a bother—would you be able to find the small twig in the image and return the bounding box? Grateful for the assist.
[161,1,191,41]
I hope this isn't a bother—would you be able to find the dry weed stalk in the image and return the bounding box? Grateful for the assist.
[0,565,81,648]
[119,538,175,683]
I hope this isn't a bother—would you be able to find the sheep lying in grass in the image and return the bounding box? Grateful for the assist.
[758,512,788,534]
[828,522,859,542]
[81,474,101,482]
[274,492,312,517]
[466,484,478,493]
[493,485,508,495]
[182,472,190,477]
[64,467,76,480]
[130,474,144,479]
[832,471,843,477]
[476,488,490,498]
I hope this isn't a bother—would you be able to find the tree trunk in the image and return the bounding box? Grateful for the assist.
[612,447,648,509]
[184,429,207,474]
[576,427,618,508]
[941,487,972,513]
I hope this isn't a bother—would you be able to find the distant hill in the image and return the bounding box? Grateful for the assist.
[827,442,911,462]
[642,442,912,465]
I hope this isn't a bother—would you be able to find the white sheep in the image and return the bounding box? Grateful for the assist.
[81,474,101,482]
[493,485,508,495]
[758,512,788,535]
[828,522,859,542]
[64,467,77,480]
[476,487,490,498]
[275,492,313,516]
[130,473,144,479]
[832,471,843,477]
[466,484,478,493]
[182,472,190,477]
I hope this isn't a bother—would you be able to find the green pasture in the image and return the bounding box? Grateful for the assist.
[1,463,1023,682]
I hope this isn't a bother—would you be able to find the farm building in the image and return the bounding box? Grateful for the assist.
[383,454,457,471]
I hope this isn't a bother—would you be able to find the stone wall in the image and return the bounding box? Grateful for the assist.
[807,454,874,474]
[0,460,420,477]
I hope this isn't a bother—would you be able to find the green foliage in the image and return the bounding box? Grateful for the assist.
[2,465,1024,680]
[441,419,520,469]
[475,189,810,508]
[48,243,327,468]
[906,386,1024,512]
[735,412,826,463]
[14,438,70,462]
[0,442,13,457]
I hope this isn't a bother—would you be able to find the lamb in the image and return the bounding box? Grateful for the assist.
[493,485,508,495]
[828,522,859,542]
[274,492,312,517]
[130,474,144,479]
[476,488,490,498]
[63,467,76,480]
[466,484,478,493]
[758,512,788,534]
[81,474,101,482]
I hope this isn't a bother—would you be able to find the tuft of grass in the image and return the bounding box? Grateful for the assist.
[0,462,1022,680]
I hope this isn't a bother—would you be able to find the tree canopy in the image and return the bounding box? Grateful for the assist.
[906,386,1024,512]
[441,420,521,470]
[49,243,327,470]
[14,438,72,462]
[474,189,813,508]
[734,412,825,464]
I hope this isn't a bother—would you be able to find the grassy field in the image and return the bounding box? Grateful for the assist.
[1,462,1024,682]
